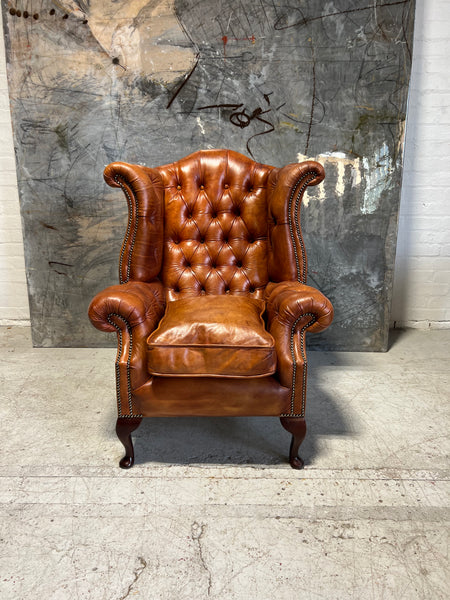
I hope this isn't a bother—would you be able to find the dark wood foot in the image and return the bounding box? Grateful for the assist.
[280,417,307,469]
[116,417,143,469]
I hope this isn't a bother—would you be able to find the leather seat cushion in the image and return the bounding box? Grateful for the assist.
[147,295,276,377]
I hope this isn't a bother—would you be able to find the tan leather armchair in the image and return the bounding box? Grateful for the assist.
[89,149,333,469]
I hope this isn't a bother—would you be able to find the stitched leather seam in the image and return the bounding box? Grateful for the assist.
[115,177,138,284]
[148,343,273,349]
[287,172,316,283]
[281,312,316,418]
[106,313,142,418]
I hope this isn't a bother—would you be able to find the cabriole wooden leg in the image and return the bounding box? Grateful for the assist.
[280,417,307,470]
[116,417,143,469]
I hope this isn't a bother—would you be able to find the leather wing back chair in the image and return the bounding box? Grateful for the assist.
[88,149,333,469]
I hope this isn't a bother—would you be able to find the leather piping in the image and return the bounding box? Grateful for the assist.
[288,172,316,283]
[115,176,138,284]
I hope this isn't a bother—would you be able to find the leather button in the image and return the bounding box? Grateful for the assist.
[200,185,204,190]
[177,185,181,190]
[224,184,229,189]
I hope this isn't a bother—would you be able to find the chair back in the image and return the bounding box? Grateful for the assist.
[157,150,274,301]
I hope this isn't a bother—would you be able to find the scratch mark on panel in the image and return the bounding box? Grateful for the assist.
[361,142,394,214]
[196,116,206,135]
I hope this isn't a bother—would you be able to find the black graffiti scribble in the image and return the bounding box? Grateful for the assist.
[166,53,200,109]
[48,261,73,276]
[305,41,316,155]
[197,93,287,158]
[273,0,409,31]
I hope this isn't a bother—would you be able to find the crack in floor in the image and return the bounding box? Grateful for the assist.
[192,521,212,596]
[119,556,147,600]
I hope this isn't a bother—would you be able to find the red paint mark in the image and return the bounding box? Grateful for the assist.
[222,35,228,58]
[221,34,256,58]
[230,36,256,43]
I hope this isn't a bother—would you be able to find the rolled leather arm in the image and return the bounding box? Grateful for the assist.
[103,161,163,193]
[88,280,165,334]
[265,281,334,334]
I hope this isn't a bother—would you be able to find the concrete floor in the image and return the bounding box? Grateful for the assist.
[0,327,448,599]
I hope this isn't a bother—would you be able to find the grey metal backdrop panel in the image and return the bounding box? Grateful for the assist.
[2,0,415,350]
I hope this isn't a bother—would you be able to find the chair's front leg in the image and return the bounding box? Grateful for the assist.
[116,417,143,468]
[280,417,307,469]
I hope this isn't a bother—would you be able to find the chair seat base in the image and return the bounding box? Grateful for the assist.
[133,375,290,417]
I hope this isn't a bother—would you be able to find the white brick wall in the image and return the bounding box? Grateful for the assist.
[391,0,450,328]
[0,10,30,324]
[0,1,449,329]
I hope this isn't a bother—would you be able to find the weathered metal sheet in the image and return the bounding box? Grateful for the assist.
[2,0,415,349]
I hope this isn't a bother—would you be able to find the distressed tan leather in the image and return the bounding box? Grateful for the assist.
[265,281,334,414]
[147,295,276,377]
[89,149,333,424]
[133,376,290,417]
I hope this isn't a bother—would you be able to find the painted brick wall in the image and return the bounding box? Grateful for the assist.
[391,0,450,328]
[0,10,29,324]
[0,1,449,330]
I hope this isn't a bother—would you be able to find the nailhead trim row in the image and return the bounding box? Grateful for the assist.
[287,172,316,284]
[283,172,318,414]
[107,313,142,418]
[115,177,139,284]
[280,312,316,418]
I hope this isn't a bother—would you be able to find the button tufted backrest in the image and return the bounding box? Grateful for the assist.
[156,150,274,301]
[104,150,325,298]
